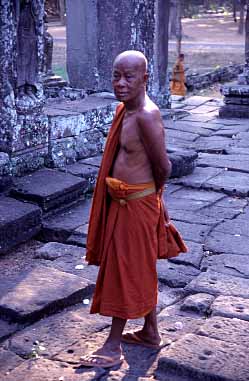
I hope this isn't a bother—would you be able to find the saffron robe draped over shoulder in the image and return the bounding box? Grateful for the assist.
[86,103,186,319]
[86,103,126,266]
[86,103,169,267]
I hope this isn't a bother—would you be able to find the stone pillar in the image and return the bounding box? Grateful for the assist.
[219,3,249,118]
[66,0,171,107]
[0,0,49,176]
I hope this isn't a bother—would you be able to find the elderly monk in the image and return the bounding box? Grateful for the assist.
[81,50,173,368]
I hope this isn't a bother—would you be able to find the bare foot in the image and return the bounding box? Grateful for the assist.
[123,329,161,346]
[80,342,123,368]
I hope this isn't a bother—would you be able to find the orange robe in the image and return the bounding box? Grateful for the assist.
[170,60,186,96]
[90,177,160,319]
[86,103,186,319]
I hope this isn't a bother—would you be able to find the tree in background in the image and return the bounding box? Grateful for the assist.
[238,0,246,34]
[245,1,249,58]
[169,0,183,55]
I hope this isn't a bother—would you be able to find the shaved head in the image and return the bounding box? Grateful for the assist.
[113,50,148,74]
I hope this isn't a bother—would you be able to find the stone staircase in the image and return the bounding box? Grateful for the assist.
[0,141,197,256]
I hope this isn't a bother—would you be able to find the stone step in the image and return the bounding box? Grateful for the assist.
[0,265,94,323]
[11,169,87,212]
[39,198,91,243]
[35,242,97,282]
[0,197,41,255]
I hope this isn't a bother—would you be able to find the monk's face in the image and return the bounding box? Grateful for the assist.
[112,56,147,102]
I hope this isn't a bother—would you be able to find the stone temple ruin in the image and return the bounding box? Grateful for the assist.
[0,0,173,185]
[220,5,249,118]
[0,0,198,254]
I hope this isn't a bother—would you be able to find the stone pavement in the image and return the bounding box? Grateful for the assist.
[1,95,249,380]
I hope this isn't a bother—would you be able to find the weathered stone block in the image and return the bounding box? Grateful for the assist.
[169,240,204,269]
[169,187,223,203]
[173,167,224,189]
[157,262,200,288]
[11,169,87,211]
[0,266,94,323]
[12,114,49,153]
[75,129,104,159]
[172,220,210,244]
[214,218,249,237]
[220,104,249,118]
[0,320,19,342]
[47,136,77,167]
[180,293,215,315]
[198,153,249,173]
[157,333,249,381]
[196,136,233,153]
[36,242,98,282]
[3,358,100,381]
[11,147,48,177]
[201,253,249,279]
[60,163,98,193]
[185,270,249,298]
[0,152,10,176]
[79,155,102,167]
[211,295,249,321]
[200,204,241,220]
[169,149,197,178]
[205,231,249,255]
[40,198,91,242]
[204,170,249,196]
[197,316,249,348]
[0,348,24,376]
[48,111,85,140]
[0,197,41,255]
[6,305,110,359]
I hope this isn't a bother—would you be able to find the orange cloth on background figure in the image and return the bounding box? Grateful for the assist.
[170,59,186,96]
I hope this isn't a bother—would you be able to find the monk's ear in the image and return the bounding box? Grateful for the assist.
[143,72,148,84]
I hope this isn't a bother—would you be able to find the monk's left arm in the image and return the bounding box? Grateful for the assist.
[138,109,172,192]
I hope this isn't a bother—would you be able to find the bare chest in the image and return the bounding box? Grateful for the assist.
[119,118,141,152]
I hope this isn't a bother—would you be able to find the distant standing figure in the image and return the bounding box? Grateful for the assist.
[170,53,186,97]
[16,0,39,99]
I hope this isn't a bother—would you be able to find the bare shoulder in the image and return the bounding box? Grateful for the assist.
[136,100,162,131]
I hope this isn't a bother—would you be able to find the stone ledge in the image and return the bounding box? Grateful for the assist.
[0,197,41,255]
[11,169,87,212]
[0,266,94,323]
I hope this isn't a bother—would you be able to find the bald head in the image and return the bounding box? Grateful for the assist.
[112,50,148,102]
[113,51,148,75]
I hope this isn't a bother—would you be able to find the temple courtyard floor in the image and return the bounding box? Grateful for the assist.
[1,95,249,381]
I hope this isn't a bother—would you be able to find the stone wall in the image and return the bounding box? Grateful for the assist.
[66,0,171,107]
[185,64,244,91]
[0,0,47,179]
[0,96,118,182]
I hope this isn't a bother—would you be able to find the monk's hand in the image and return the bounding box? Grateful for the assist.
[164,205,171,226]
[160,193,170,226]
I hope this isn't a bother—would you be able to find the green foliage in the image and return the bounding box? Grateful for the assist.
[53,65,68,81]
[182,1,235,18]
